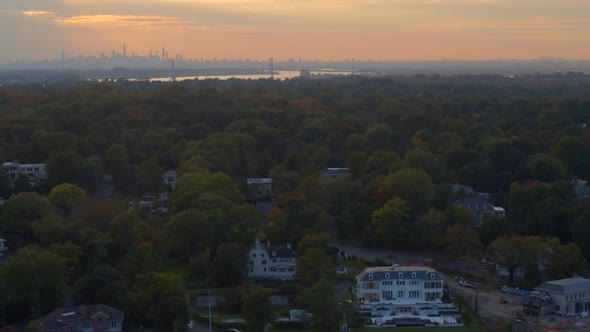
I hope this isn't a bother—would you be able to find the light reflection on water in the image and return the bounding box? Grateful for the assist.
[130,70,354,82]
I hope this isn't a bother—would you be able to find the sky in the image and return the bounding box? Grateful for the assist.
[1,0,590,63]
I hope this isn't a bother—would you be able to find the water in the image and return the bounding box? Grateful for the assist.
[132,70,355,82]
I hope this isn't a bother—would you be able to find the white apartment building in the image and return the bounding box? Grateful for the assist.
[248,239,296,280]
[2,162,47,187]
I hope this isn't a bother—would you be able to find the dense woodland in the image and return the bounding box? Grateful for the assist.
[1,73,590,331]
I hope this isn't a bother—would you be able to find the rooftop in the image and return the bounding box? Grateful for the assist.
[536,277,590,294]
[356,265,442,282]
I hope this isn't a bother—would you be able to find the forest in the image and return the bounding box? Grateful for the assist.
[1,72,590,331]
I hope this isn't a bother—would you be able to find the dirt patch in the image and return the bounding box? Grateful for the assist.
[445,275,523,322]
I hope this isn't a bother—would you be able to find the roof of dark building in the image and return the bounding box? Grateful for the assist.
[36,304,124,330]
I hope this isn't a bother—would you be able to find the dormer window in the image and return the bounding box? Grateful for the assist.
[412,272,416,278]
[385,273,390,279]
[369,274,373,280]
[398,272,403,279]
[431,273,436,279]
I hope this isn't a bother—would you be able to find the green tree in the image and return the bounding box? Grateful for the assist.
[296,247,335,286]
[0,247,68,317]
[48,183,86,217]
[547,243,589,280]
[379,168,434,214]
[298,279,338,332]
[443,223,482,258]
[46,149,82,187]
[164,209,218,261]
[104,143,131,190]
[526,154,565,182]
[133,273,188,330]
[212,242,246,287]
[0,192,51,237]
[242,286,273,332]
[489,235,524,284]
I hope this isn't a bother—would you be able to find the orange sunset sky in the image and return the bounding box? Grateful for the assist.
[2,0,590,63]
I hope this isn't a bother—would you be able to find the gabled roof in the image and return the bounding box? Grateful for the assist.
[453,196,493,206]
[266,245,295,258]
[536,277,590,294]
[250,242,295,258]
[356,266,442,282]
[36,304,124,329]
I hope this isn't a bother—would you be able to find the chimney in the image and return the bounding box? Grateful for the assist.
[255,238,260,248]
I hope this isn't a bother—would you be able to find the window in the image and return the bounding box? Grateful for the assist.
[397,291,404,298]
[368,274,373,280]
[110,321,118,328]
[396,280,405,286]
[410,280,419,286]
[385,273,390,279]
[252,253,257,258]
[98,318,103,328]
[398,272,403,279]
[412,272,416,278]
[261,260,266,265]
[249,260,253,265]
[261,253,265,257]
[431,273,436,279]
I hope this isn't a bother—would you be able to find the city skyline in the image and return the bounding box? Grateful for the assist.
[2,0,590,64]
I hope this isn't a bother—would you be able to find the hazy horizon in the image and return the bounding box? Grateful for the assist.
[2,0,590,63]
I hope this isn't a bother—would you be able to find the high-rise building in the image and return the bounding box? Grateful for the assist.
[123,44,126,58]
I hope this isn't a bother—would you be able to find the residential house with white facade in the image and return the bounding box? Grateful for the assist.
[248,239,296,280]
[2,162,47,187]
[534,277,590,316]
[452,196,505,227]
[355,266,459,326]
[34,304,124,332]
[163,170,179,190]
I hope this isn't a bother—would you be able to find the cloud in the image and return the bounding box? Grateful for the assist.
[22,10,55,16]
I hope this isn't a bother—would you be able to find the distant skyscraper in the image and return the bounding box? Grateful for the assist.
[61,50,65,62]
[123,44,126,58]
[162,47,166,61]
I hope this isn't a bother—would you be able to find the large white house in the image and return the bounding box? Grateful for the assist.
[356,266,444,305]
[355,266,459,327]
[2,162,47,187]
[248,239,296,280]
[534,277,590,316]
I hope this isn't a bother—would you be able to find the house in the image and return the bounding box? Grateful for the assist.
[246,178,273,200]
[138,193,169,219]
[534,277,590,316]
[248,239,296,280]
[355,266,444,305]
[572,178,590,199]
[320,168,350,179]
[523,291,554,317]
[0,238,7,259]
[163,170,179,190]
[34,304,124,332]
[354,266,460,326]
[2,162,47,187]
[452,196,505,227]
